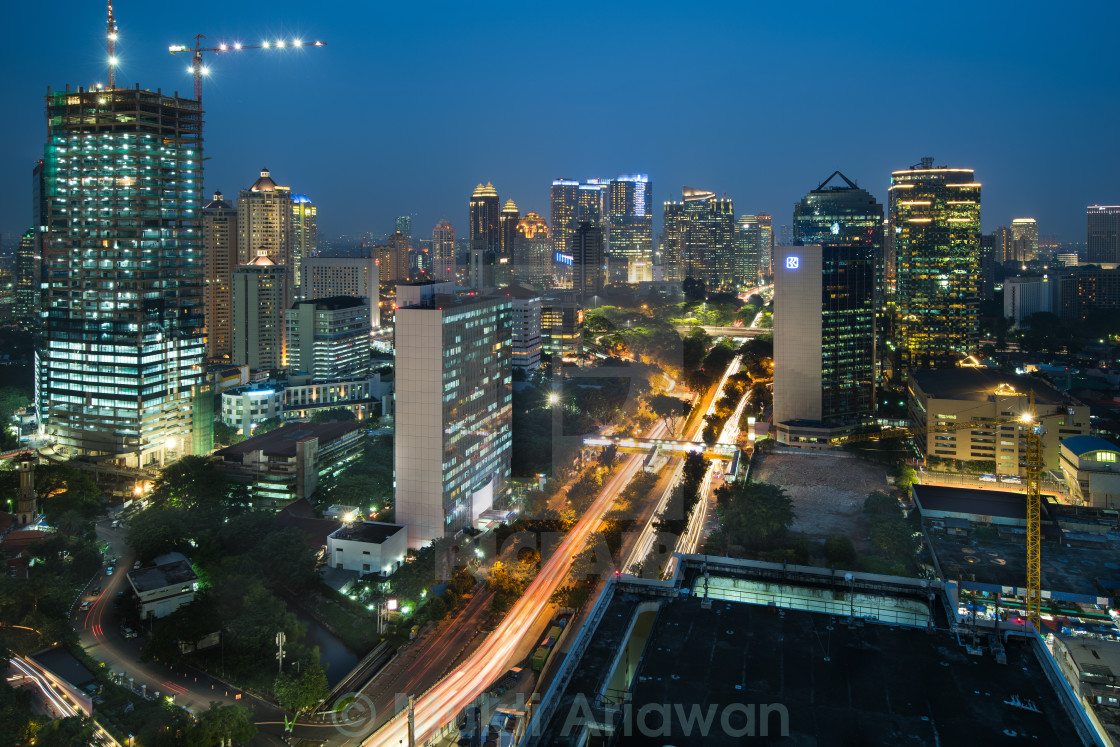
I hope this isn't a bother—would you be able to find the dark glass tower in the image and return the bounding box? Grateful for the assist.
[820,238,876,422]
[573,220,604,308]
[469,182,500,288]
[38,85,205,467]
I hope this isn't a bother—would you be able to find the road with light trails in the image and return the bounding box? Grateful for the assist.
[364,419,669,746]
[8,654,121,745]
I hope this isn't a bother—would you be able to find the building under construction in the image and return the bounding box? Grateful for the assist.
[37,84,207,467]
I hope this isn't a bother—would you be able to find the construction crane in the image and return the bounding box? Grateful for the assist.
[833,391,1044,631]
[106,1,119,88]
[169,35,326,101]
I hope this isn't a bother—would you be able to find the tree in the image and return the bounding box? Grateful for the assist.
[254,417,284,435]
[824,535,857,567]
[310,407,356,423]
[682,276,706,302]
[33,715,96,747]
[213,421,246,447]
[274,657,329,715]
[427,596,447,621]
[184,701,258,746]
[148,456,235,512]
[0,678,34,745]
[721,482,796,553]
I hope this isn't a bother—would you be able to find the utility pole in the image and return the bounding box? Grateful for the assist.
[276,631,286,674]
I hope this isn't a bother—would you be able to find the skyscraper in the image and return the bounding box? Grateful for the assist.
[14,229,39,328]
[202,190,239,361]
[38,86,205,467]
[232,256,288,372]
[1010,218,1039,263]
[889,158,981,375]
[285,296,370,380]
[1087,205,1120,264]
[793,171,883,270]
[395,215,412,239]
[469,182,500,289]
[607,174,653,284]
[384,230,410,283]
[774,240,876,444]
[734,216,764,288]
[237,168,294,307]
[291,194,318,292]
[993,226,1014,263]
[513,212,551,287]
[432,219,457,283]
[498,198,519,287]
[572,220,605,307]
[663,188,736,289]
[394,291,512,548]
[550,179,580,263]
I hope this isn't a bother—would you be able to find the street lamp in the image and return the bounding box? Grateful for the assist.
[548,393,559,406]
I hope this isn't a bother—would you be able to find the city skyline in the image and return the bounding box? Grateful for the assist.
[2,2,1118,245]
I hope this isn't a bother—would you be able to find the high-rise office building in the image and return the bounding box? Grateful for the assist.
[237,168,294,307]
[663,188,736,289]
[551,179,580,264]
[978,234,996,301]
[793,171,883,277]
[302,254,380,329]
[384,231,410,283]
[14,229,39,328]
[1011,218,1039,263]
[498,198,519,287]
[993,226,1014,263]
[432,219,456,283]
[754,214,774,277]
[203,190,239,361]
[291,194,317,292]
[503,285,542,372]
[1087,205,1120,264]
[232,256,288,372]
[395,215,412,239]
[394,291,512,548]
[285,296,370,380]
[572,221,605,308]
[734,216,764,288]
[38,86,205,467]
[513,212,551,287]
[889,158,981,374]
[607,174,653,284]
[774,241,876,445]
[469,182,501,289]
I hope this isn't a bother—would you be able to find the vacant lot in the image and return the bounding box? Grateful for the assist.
[754,451,891,552]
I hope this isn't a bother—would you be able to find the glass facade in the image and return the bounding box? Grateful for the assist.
[607,175,653,284]
[820,239,876,423]
[39,87,205,467]
[889,162,981,375]
[663,189,736,289]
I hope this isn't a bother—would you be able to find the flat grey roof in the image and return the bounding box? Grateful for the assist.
[910,368,1068,405]
[329,521,404,544]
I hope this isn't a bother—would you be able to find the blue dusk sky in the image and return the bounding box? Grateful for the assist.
[2,0,1117,244]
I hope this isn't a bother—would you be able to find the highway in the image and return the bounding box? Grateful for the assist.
[363,419,669,746]
[8,654,121,745]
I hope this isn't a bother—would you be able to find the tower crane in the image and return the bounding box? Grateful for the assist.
[833,390,1044,631]
[106,1,119,88]
[169,35,326,101]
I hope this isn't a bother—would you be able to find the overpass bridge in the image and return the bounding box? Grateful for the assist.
[675,325,771,339]
[582,435,738,459]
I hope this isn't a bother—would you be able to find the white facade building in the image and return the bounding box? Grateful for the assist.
[327,521,407,576]
[126,552,200,620]
[1004,276,1058,326]
[302,255,380,328]
[221,386,283,434]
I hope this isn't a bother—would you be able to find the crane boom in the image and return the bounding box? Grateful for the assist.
[107,1,119,89]
[168,37,327,101]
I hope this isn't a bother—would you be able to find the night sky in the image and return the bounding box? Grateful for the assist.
[3,0,1118,244]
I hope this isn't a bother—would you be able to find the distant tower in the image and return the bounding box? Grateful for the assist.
[550,179,580,265]
[291,194,318,292]
[432,219,457,283]
[573,220,605,308]
[469,183,500,289]
[237,168,294,307]
[498,198,520,287]
[662,188,736,289]
[232,256,288,372]
[396,215,413,239]
[607,174,653,284]
[203,190,239,361]
[386,231,410,282]
[513,212,551,287]
[1010,218,1039,263]
[1087,206,1120,264]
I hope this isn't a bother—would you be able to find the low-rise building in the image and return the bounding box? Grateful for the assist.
[221,385,283,435]
[283,375,382,422]
[1051,635,1120,743]
[214,422,364,509]
[326,521,407,576]
[127,552,200,620]
[908,368,1090,475]
[1060,435,1120,508]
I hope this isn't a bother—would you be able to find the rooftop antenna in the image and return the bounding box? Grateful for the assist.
[107,0,119,88]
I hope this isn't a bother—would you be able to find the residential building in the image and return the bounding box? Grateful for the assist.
[470,182,501,289]
[127,552,200,620]
[513,212,551,287]
[907,369,1090,475]
[37,86,205,468]
[215,421,365,509]
[572,221,605,308]
[432,219,457,283]
[993,225,1014,263]
[1010,218,1039,263]
[1059,435,1120,508]
[774,242,876,445]
[607,174,653,284]
[237,168,293,306]
[1004,276,1059,326]
[1087,205,1120,264]
[291,194,317,292]
[327,522,407,576]
[285,296,370,380]
[302,254,380,329]
[382,231,410,284]
[663,188,736,289]
[394,293,512,548]
[232,256,288,372]
[889,158,981,376]
[501,286,542,372]
[202,190,238,361]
